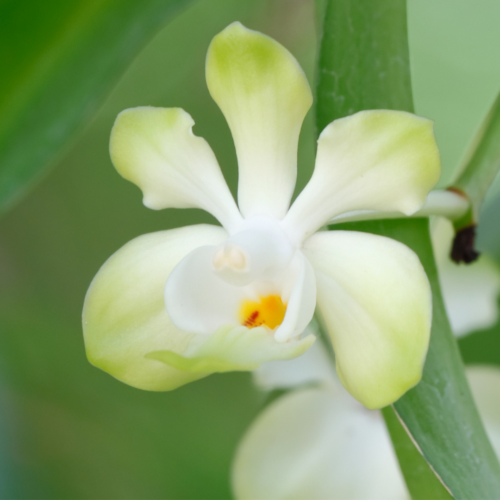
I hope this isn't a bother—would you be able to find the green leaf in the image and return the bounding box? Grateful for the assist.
[335,219,500,499]
[452,90,500,223]
[0,0,191,213]
[319,0,500,496]
[316,0,413,133]
[459,296,500,367]
[382,406,452,500]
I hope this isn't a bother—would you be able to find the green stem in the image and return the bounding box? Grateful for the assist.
[316,0,413,130]
[451,90,500,225]
[318,0,500,496]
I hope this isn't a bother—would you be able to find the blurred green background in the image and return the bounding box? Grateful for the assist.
[1,0,500,498]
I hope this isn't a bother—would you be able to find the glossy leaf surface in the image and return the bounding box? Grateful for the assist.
[319,0,500,496]
[382,406,452,499]
[316,0,413,135]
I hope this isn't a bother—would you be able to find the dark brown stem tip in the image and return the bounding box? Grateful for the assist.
[451,225,480,264]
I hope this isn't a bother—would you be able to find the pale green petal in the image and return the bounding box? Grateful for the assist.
[146,324,315,373]
[466,366,500,459]
[285,110,440,242]
[110,107,242,232]
[304,230,431,409]
[206,22,312,219]
[232,387,408,500]
[329,190,470,225]
[432,217,500,337]
[83,224,228,391]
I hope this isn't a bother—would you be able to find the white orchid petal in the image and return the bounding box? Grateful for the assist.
[432,217,500,337]
[329,190,470,225]
[431,216,456,262]
[417,190,469,220]
[206,22,312,219]
[274,252,316,342]
[285,110,440,241]
[253,337,335,391]
[304,230,432,409]
[83,225,227,391]
[232,387,408,500]
[442,255,500,337]
[466,366,500,459]
[146,325,315,373]
[165,245,246,335]
[110,107,242,232]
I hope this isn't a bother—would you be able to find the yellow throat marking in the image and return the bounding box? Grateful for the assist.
[239,295,287,330]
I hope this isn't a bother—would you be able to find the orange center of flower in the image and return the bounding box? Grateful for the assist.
[239,295,287,330]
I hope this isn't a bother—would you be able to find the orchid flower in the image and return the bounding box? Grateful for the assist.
[233,338,500,499]
[83,22,440,409]
[234,341,409,500]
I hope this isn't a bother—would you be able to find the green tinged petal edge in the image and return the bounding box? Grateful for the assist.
[146,325,316,373]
